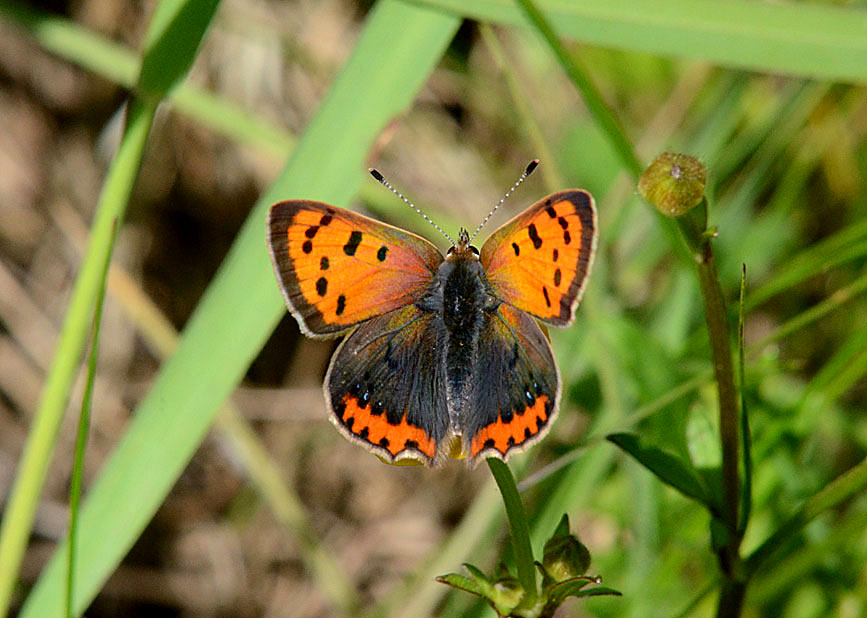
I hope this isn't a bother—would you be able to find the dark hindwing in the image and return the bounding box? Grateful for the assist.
[325,305,450,465]
[464,304,559,463]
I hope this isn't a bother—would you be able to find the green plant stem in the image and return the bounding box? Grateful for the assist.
[487,458,537,607]
[66,220,117,617]
[679,209,743,617]
[0,99,155,617]
[698,241,740,540]
[695,246,741,539]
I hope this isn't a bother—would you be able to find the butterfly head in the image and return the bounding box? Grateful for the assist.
[446,227,480,263]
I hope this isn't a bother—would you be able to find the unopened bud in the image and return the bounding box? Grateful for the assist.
[638,152,707,217]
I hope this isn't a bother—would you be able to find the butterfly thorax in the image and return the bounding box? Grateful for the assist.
[416,232,500,431]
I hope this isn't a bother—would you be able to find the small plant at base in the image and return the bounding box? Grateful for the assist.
[437,514,620,618]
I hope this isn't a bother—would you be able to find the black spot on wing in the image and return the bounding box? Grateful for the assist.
[512,242,520,256]
[305,225,319,239]
[563,230,572,245]
[554,268,561,287]
[320,256,329,270]
[542,286,551,307]
[553,248,559,262]
[302,240,313,254]
[528,224,543,249]
[545,205,557,218]
[320,213,333,226]
[336,294,346,316]
[377,245,388,262]
[316,277,328,296]
[344,231,363,256]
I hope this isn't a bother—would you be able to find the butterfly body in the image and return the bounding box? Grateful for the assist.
[268,189,596,466]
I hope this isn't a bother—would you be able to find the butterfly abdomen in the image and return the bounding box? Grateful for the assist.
[419,255,491,427]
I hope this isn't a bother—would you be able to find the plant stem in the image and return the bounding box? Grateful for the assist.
[66,221,117,617]
[695,244,741,541]
[487,458,537,606]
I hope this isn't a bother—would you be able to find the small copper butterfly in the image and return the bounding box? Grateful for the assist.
[267,161,597,466]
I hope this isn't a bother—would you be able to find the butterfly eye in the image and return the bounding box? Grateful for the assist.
[447,246,455,255]
[470,246,480,256]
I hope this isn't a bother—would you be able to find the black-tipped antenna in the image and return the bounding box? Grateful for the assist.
[369,169,456,246]
[469,159,539,244]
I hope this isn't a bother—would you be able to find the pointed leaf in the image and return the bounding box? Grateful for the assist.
[553,513,570,537]
[436,573,489,598]
[607,432,712,507]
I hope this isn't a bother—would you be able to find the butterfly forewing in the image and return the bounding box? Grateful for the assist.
[480,190,597,325]
[268,201,444,336]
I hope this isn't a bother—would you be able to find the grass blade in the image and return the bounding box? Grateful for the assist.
[414,0,867,83]
[66,221,118,617]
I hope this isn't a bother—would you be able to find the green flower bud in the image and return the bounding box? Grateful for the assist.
[638,152,707,217]
[542,532,591,582]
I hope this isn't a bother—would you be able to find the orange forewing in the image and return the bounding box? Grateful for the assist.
[480,190,597,325]
[268,201,443,337]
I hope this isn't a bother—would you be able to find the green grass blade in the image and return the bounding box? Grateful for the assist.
[744,456,867,578]
[514,0,642,178]
[414,0,867,83]
[0,98,156,617]
[66,221,118,617]
[136,0,221,98]
[18,3,460,615]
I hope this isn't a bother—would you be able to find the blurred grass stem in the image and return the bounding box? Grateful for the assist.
[0,99,155,617]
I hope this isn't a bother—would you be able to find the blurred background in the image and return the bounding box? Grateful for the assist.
[1,0,866,616]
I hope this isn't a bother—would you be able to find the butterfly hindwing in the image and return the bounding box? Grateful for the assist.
[480,190,597,325]
[268,201,443,337]
[464,304,560,463]
[325,305,450,465]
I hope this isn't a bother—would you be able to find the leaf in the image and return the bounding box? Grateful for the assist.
[415,0,867,84]
[436,573,490,598]
[607,432,712,508]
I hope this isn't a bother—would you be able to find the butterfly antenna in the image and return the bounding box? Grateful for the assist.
[369,168,457,246]
[469,159,539,243]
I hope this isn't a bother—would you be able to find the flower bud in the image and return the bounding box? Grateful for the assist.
[638,152,707,217]
[542,531,591,582]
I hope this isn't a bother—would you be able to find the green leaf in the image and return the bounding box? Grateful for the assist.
[413,0,867,84]
[436,573,490,598]
[607,432,712,508]
[546,577,621,610]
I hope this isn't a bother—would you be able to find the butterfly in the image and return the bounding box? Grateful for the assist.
[267,162,597,466]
